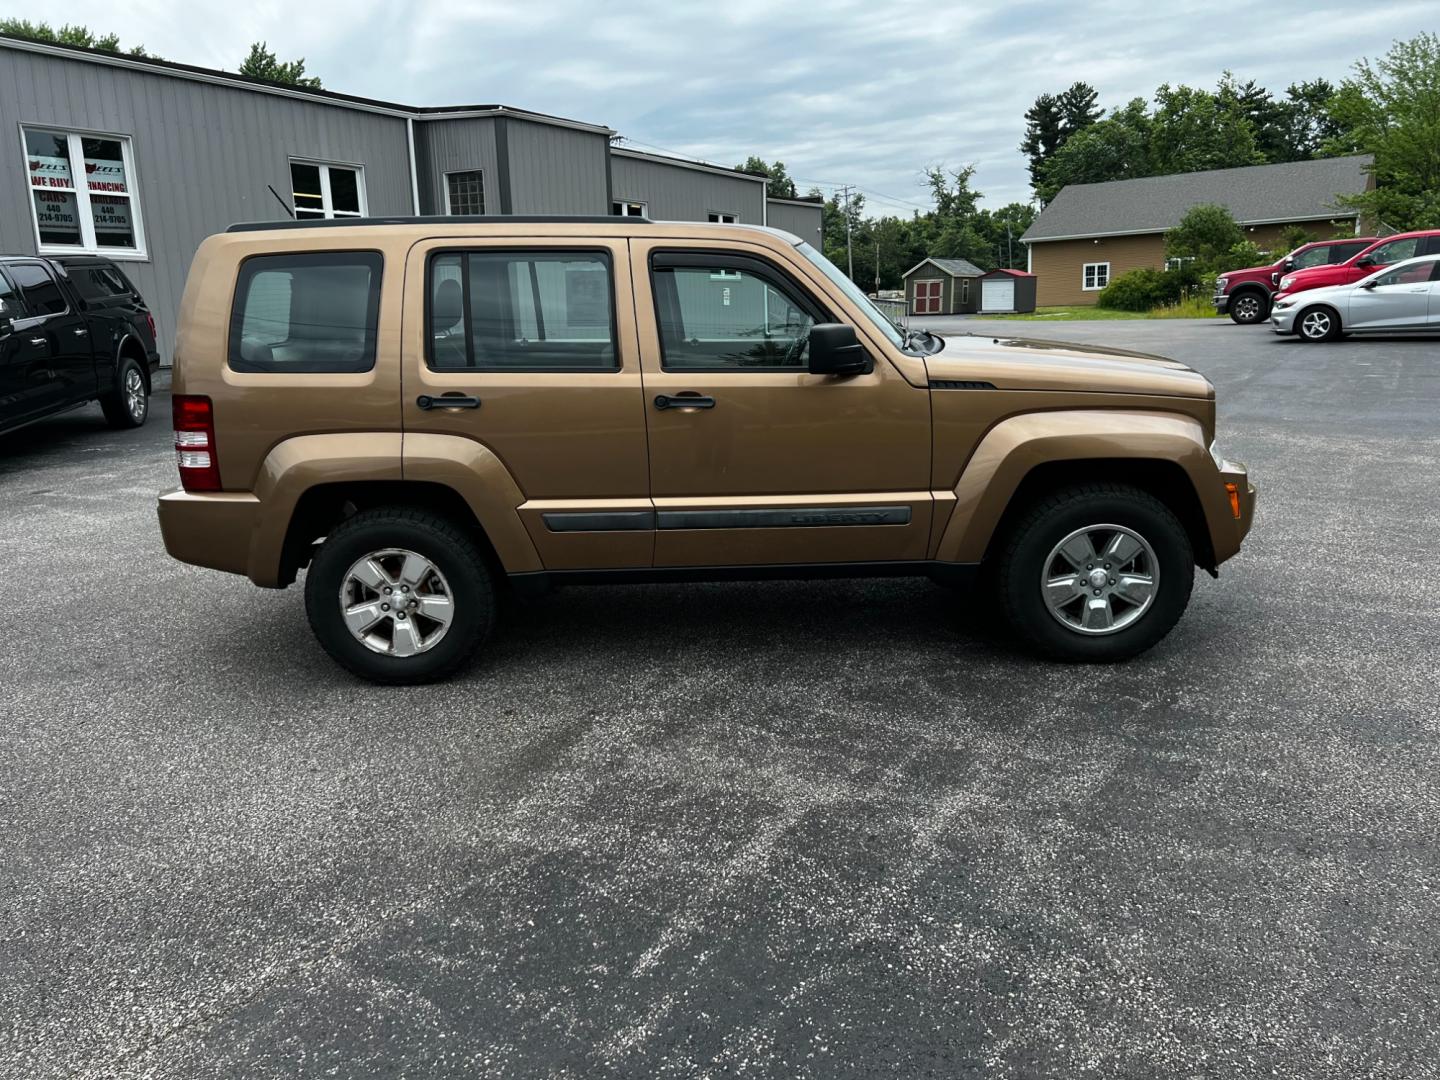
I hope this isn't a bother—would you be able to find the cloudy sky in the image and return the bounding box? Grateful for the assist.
[37,0,1434,214]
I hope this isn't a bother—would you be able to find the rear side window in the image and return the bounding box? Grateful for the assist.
[229,252,382,373]
[68,263,133,303]
[427,250,616,371]
[9,262,68,315]
[0,270,25,320]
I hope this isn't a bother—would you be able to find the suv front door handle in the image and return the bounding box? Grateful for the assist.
[416,394,481,410]
[654,393,715,411]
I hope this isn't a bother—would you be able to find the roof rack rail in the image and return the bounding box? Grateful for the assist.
[226,214,650,233]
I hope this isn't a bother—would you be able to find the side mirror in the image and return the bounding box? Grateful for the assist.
[1355,257,1375,269]
[1282,257,1294,270]
[807,323,871,376]
[1360,280,1378,290]
[0,307,12,337]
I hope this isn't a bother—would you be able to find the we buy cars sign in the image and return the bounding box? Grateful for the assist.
[28,153,72,189]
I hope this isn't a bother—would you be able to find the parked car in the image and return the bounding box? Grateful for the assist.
[1273,229,1440,302]
[1271,254,1440,341]
[1213,237,1373,324]
[157,217,1255,683]
[0,255,160,436]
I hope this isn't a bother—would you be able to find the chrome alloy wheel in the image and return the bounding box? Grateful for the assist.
[1300,309,1333,340]
[1042,524,1159,636]
[124,368,147,421]
[339,549,455,657]
[1234,295,1261,321]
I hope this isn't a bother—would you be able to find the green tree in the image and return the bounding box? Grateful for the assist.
[1330,32,1440,231]
[735,156,797,199]
[1149,82,1263,175]
[925,165,992,267]
[1166,203,1245,276]
[815,187,867,279]
[239,42,322,88]
[0,17,152,56]
[1281,79,1343,159]
[1276,224,1319,254]
[1021,82,1102,194]
[1036,98,1151,203]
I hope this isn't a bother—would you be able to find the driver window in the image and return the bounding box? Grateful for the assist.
[652,263,816,370]
[1291,246,1330,270]
[1370,238,1419,265]
[1374,260,1435,288]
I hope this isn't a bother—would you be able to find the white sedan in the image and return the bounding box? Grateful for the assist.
[1271,254,1440,341]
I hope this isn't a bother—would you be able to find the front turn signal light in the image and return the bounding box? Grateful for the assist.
[1225,482,1242,519]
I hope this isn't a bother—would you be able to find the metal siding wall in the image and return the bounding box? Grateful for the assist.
[414,118,498,214]
[765,201,823,246]
[504,120,608,215]
[0,47,412,358]
[610,155,766,224]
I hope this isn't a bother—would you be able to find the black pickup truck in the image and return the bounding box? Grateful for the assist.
[0,254,161,436]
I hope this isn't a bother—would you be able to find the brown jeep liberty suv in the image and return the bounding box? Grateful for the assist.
[157,216,1255,683]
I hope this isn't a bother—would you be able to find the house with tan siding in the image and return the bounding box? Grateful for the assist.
[1020,156,1374,306]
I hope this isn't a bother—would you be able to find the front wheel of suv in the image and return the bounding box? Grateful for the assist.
[304,507,495,684]
[994,484,1194,662]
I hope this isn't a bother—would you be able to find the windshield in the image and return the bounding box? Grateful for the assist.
[794,241,908,350]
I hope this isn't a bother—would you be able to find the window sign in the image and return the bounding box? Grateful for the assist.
[22,127,144,256]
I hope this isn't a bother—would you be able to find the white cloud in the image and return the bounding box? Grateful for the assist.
[38,0,1433,212]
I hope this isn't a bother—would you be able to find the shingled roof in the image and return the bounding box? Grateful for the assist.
[903,257,986,278]
[1021,155,1373,243]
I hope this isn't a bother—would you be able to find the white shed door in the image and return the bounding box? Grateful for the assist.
[981,278,1015,313]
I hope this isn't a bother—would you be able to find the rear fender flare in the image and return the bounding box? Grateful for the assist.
[934,410,1222,564]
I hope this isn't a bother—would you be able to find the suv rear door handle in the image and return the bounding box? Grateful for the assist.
[654,393,715,411]
[416,394,481,410]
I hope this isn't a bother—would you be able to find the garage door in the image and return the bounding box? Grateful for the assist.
[981,278,1015,313]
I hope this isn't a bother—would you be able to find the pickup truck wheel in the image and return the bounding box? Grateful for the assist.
[101,360,149,428]
[1297,305,1342,342]
[995,484,1194,662]
[304,507,494,684]
[1228,291,1268,324]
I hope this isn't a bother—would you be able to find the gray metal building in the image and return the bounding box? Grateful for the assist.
[0,34,822,359]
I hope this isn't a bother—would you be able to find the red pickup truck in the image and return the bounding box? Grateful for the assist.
[1273,229,1440,301]
[1213,237,1372,324]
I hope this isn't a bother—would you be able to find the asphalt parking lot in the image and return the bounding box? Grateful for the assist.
[2,319,1438,1079]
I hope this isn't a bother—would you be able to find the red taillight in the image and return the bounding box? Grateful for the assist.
[173,395,220,492]
[146,311,157,341]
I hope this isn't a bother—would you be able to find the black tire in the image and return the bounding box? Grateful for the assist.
[304,507,495,684]
[101,358,149,428]
[993,483,1194,662]
[1228,290,1270,325]
[1296,304,1342,342]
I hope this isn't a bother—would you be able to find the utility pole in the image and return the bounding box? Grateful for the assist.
[1006,223,1013,269]
[874,241,880,292]
[838,184,855,281]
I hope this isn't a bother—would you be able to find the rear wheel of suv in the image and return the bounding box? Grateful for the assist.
[1296,305,1342,342]
[994,484,1194,662]
[101,359,149,428]
[1228,290,1269,324]
[304,507,495,684]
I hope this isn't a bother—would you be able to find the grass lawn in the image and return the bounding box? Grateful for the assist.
[975,298,1223,321]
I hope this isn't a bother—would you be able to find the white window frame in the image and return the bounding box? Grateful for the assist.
[1164,256,1196,272]
[612,200,647,218]
[1082,262,1110,291]
[289,158,368,220]
[21,125,147,260]
[443,169,486,215]
[707,212,738,224]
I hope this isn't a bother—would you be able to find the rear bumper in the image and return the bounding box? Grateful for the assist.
[157,489,262,581]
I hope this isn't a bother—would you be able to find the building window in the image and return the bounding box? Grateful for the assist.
[22,127,145,257]
[1164,257,1196,272]
[229,251,383,373]
[1082,262,1110,290]
[290,161,366,219]
[960,278,970,303]
[707,212,737,224]
[445,171,485,215]
[612,201,647,217]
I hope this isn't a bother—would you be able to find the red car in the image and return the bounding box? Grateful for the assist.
[1274,229,1440,302]
[1213,237,1373,324]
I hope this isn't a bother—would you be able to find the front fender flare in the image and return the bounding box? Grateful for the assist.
[933,410,1222,564]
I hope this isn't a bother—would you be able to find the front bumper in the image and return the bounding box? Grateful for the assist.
[1212,293,1230,315]
[1269,305,1298,334]
[1212,459,1256,565]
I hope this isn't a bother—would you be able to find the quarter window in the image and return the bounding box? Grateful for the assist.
[1082,262,1110,290]
[707,212,738,224]
[651,259,817,371]
[229,252,382,373]
[427,251,616,372]
[22,127,145,256]
[68,263,134,303]
[445,171,485,215]
[612,201,647,217]
[9,263,69,315]
[290,161,366,219]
